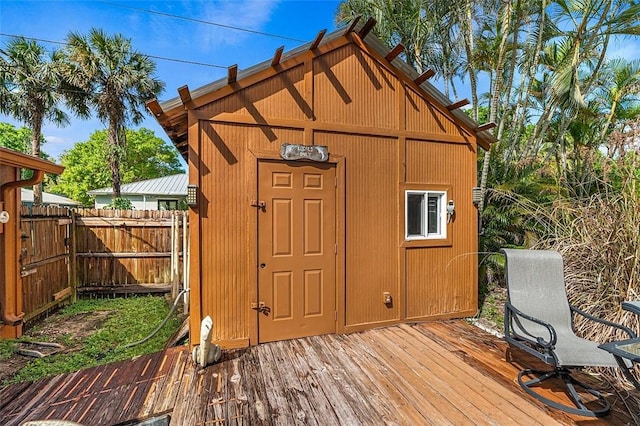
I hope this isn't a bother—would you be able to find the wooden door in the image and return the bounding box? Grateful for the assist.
[257,160,336,343]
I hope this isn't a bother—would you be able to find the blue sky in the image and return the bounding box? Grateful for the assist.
[0,0,343,163]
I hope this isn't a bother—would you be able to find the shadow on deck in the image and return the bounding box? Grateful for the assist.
[1,320,638,425]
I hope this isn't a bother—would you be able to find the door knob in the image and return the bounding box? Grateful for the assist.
[259,263,266,268]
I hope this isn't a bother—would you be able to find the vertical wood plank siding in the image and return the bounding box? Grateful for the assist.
[314,45,398,129]
[405,140,478,319]
[191,34,479,344]
[316,132,398,327]
[200,65,308,121]
[405,88,464,136]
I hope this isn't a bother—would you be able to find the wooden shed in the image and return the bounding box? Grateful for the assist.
[0,147,64,338]
[150,20,496,348]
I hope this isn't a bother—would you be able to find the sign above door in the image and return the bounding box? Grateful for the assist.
[280,144,329,162]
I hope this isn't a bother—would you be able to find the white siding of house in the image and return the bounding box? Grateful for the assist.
[94,194,184,210]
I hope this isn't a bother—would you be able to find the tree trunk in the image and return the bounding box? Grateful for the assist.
[107,119,123,199]
[31,120,43,206]
[462,0,478,121]
[479,1,512,214]
[507,0,546,164]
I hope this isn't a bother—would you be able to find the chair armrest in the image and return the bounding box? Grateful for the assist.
[570,305,637,338]
[622,301,640,316]
[505,302,557,348]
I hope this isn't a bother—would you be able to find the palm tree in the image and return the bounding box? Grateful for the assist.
[0,37,69,204]
[337,0,436,74]
[533,0,640,166]
[595,58,640,145]
[60,28,164,198]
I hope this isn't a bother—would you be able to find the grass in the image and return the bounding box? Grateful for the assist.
[478,288,506,328]
[0,339,15,361]
[3,295,182,385]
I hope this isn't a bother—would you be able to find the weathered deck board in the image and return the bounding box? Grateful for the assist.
[336,333,426,425]
[1,320,638,425]
[380,325,547,425]
[419,321,636,425]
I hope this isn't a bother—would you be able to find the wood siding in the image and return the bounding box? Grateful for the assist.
[316,132,398,328]
[187,33,479,345]
[405,140,478,319]
[314,45,398,129]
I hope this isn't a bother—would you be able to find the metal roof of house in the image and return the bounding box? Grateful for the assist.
[21,188,81,206]
[149,18,497,158]
[88,174,187,196]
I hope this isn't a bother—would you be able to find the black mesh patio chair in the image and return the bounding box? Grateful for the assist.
[501,248,637,417]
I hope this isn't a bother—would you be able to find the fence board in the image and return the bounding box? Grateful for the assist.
[17,207,188,325]
[74,209,187,290]
[20,206,72,321]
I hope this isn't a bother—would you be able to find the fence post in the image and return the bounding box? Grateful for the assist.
[182,211,189,313]
[70,209,77,303]
[171,211,180,299]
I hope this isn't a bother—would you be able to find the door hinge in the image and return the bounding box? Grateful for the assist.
[335,311,338,321]
[335,244,338,254]
[335,177,338,188]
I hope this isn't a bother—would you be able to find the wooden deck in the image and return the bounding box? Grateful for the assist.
[1,320,638,425]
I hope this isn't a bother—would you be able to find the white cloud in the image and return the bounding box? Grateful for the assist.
[44,135,68,145]
[195,0,281,49]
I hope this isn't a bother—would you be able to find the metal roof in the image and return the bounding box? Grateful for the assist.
[88,174,188,196]
[21,188,81,206]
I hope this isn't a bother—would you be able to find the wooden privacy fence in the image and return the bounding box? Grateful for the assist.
[74,209,188,295]
[18,208,188,324]
[20,206,73,322]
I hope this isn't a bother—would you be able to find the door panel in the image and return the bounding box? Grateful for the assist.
[258,160,336,343]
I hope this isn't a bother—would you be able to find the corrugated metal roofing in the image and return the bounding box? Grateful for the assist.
[88,174,187,196]
[21,188,81,206]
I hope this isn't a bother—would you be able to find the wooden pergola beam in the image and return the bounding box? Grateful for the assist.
[447,98,470,111]
[178,85,192,107]
[271,46,284,67]
[385,44,405,62]
[414,69,435,86]
[309,29,327,50]
[146,99,164,118]
[342,16,361,36]
[475,122,496,132]
[227,64,238,84]
[358,17,376,38]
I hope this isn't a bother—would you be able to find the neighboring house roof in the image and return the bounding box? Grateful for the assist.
[149,19,497,157]
[88,174,188,196]
[21,188,81,206]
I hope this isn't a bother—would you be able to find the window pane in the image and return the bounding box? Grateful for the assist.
[407,193,424,236]
[427,195,440,234]
[158,200,178,210]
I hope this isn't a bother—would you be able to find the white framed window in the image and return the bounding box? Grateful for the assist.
[405,190,447,240]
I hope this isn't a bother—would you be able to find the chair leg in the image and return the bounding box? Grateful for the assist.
[517,368,611,417]
[612,354,640,390]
